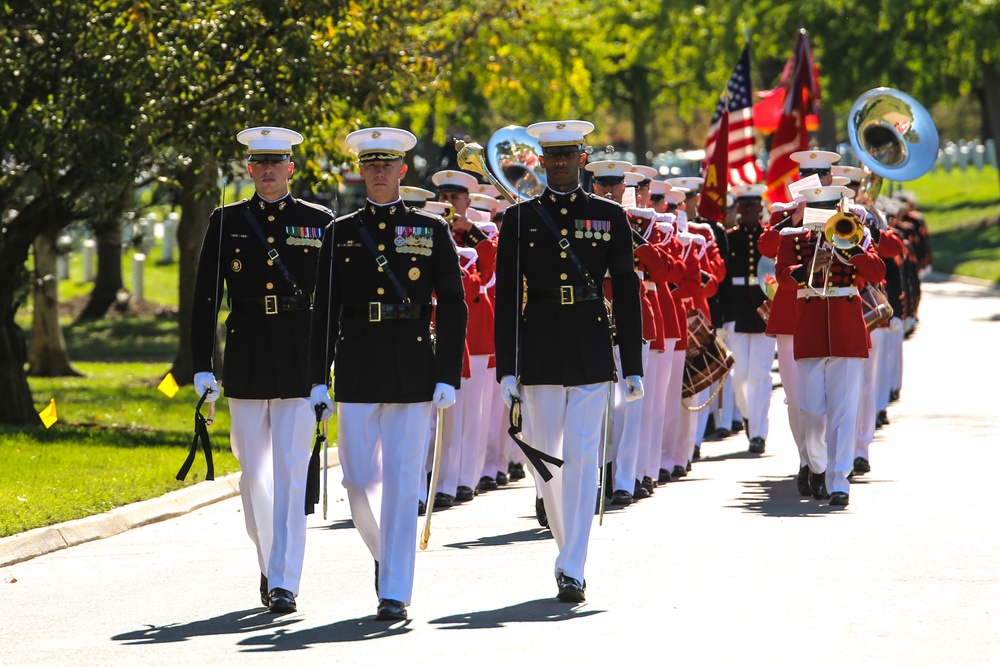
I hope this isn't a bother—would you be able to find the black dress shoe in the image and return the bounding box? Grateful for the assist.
[692,444,701,460]
[508,461,526,481]
[657,468,672,484]
[809,471,829,500]
[477,475,498,493]
[796,466,811,496]
[418,499,426,516]
[672,464,688,479]
[455,485,476,503]
[889,389,900,403]
[376,598,407,621]
[829,492,850,506]
[686,459,692,472]
[731,420,744,434]
[556,574,586,603]
[268,588,296,614]
[748,436,766,454]
[496,471,509,487]
[633,479,650,500]
[535,497,548,528]
[433,492,454,509]
[853,457,871,475]
[713,427,731,440]
[260,574,269,607]
[876,410,890,428]
[609,490,633,506]
[641,476,655,496]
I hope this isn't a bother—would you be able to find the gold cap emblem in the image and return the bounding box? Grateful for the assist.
[556,123,566,129]
[372,131,382,138]
[809,152,817,159]
[260,129,270,135]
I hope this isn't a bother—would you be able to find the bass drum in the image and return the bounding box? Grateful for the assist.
[682,310,735,400]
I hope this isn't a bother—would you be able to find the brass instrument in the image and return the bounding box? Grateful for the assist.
[806,203,866,297]
[486,125,547,199]
[456,139,520,205]
[848,87,939,183]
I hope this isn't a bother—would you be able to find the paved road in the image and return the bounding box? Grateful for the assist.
[2,276,999,666]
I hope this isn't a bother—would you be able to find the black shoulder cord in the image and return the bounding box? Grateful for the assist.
[241,208,303,295]
[176,390,215,481]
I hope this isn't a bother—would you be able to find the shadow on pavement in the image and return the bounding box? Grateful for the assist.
[444,528,552,550]
[430,598,604,629]
[726,475,858,517]
[112,608,295,645]
[237,616,412,650]
[318,519,355,531]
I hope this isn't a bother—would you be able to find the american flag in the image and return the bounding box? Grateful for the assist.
[702,44,763,186]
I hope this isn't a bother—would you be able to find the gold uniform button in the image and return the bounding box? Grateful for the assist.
[560,273,568,280]
[235,248,240,253]
[378,267,384,272]
[529,242,535,247]
[266,282,274,289]
[379,222,386,230]
[561,208,568,215]
[267,260,274,266]
[345,257,350,263]
[377,287,385,295]
[560,252,567,259]
[561,229,568,236]
[304,248,309,253]
[412,257,418,262]
[417,336,423,342]
[378,244,385,251]
[267,236,275,243]
[268,216,275,222]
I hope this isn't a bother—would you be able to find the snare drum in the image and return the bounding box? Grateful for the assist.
[860,284,893,332]
[682,310,735,399]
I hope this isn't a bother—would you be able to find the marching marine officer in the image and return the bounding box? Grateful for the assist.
[308,127,468,621]
[191,126,333,613]
[494,120,644,603]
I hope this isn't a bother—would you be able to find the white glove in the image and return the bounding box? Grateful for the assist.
[193,372,220,402]
[432,382,456,410]
[624,375,644,402]
[499,375,521,408]
[310,384,333,421]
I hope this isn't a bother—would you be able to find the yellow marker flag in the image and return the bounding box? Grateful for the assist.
[157,372,180,398]
[39,398,58,428]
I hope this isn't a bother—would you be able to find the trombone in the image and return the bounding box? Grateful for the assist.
[806,202,866,297]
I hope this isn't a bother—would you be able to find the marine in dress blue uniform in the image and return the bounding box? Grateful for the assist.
[191,126,333,613]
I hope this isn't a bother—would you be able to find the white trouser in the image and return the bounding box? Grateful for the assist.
[728,331,776,440]
[660,349,687,471]
[524,383,608,582]
[228,397,314,595]
[610,342,648,492]
[432,387,466,496]
[872,326,892,413]
[338,401,434,605]
[716,323,739,430]
[855,344,879,461]
[692,387,710,449]
[775,335,808,466]
[797,357,864,496]
[886,317,904,393]
[459,355,493,488]
[639,347,672,480]
[481,379,510,479]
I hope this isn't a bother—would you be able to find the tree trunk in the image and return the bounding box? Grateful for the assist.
[169,162,219,385]
[981,60,1000,191]
[28,229,82,377]
[0,229,43,425]
[77,226,125,321]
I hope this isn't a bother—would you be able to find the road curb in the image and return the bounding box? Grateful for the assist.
[1,449,340,568]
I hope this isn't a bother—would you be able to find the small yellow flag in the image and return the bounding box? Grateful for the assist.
[39,398,58,428]
[157,372,180,398]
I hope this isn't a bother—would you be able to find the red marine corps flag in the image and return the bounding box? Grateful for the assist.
[701,43,763,190]
[765,29,821,203]
[698,106,729,222]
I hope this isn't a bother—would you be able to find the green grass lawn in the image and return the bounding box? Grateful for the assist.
[910,165,1000,282]
[1,361,240,538]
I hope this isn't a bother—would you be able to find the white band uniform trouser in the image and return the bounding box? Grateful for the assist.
[728,331,776,441]
[856,327,886,461]
[459,354,493,489]
[797,357,864,496]
[610,341,649,492]
[660,348,688,472]
[886,317,904,395]
[872,325,892,414]
[338,401,433,605]
[431,388,465,497]
[524,383,608,583]
[775,335,808,467]
[228,397,314,596]
[638,344,674,481]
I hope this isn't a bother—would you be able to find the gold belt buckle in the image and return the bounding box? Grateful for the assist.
[368,302,382,322]
[559,285,575,305]
[264,295,278,315]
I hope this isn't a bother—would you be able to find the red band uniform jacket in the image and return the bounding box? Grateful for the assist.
[308,202,468,403]
[494,188,643,386]
[191,194,333,399]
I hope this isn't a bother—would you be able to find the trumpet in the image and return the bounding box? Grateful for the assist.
[806,203,865,297]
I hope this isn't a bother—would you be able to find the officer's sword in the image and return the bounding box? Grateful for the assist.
[420,407,445,550]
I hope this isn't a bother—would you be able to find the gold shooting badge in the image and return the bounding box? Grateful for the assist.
[231,259,242,272]
[409,267,421,281]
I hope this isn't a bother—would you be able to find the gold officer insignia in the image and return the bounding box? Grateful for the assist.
[372,131,382,138]
[409,267,421,281]
[231,259,242,272]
